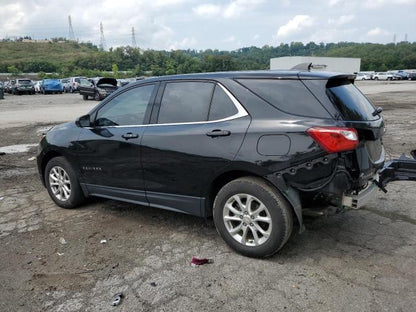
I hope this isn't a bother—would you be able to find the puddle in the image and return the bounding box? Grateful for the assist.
[0,144,38,154]
[36,126,54,136]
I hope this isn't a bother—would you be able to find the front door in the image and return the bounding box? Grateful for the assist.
[76,83,157,204]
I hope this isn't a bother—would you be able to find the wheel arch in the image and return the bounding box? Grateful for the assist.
[40,150,63,186]
[206,170,301,229]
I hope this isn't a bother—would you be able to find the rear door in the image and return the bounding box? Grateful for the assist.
[141,80,251,216]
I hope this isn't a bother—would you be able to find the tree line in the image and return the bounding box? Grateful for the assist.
[1,40,415,78]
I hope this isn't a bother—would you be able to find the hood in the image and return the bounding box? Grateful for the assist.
[96,78,117,87]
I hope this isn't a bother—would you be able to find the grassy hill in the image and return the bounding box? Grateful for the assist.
[0,41,98,63]
[1,40,415,77]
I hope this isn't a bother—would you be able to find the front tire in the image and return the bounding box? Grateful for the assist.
[213,177,293,258]
[45,157,86,209]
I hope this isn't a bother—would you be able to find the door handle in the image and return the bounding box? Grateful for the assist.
[206,129,231,137]
[121,132,139,140]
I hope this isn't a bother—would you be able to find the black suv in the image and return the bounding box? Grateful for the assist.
[37,70,416,258]
[11,78,35,95]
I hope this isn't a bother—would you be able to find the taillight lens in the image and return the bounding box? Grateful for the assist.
[307,127,359,153]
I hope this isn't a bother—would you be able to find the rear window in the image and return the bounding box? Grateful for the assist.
[18,80,32,85]
[326,80,377,121]
[236,79,330,118]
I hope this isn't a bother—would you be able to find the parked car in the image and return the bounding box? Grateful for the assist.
[60,78,71,92]
[40,79,63,94]
[36,70,416,258]
[355,72,371,80]
[10,79,35,95]
[79,77,118,100]
[66,77,85,93]
[3,81,12,94]
[373,72,394,80]
[34,81,42,93]
[396,71,409,80]
[408,72,416,80]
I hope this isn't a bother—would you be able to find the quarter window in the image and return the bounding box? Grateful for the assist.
[237,79,330,118]
[95,84,154,126]
[157,82,215,124]
[208,85,239,121]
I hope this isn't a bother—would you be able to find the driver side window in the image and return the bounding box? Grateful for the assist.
[95,84,155,127]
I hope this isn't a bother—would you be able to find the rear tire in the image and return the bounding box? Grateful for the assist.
[82,94,88,100]
[213,177,293,258]
[94,92,100,101]
[45,156,86,209]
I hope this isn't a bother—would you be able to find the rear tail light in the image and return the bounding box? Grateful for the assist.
[307,127,359,153]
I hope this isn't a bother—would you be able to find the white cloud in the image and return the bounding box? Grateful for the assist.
[363,0,416,9]
[223,35,236,43]
[168,37,198,50]
[193,0,265,19]
[193,4,221,18]
[328,14,355,26]
[276,15,315,38]
[329,0,343,6]
[367,27,390,36]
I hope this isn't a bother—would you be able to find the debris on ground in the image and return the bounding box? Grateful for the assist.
[57,252,64,256]
[150,282,157,287]
[27,157,36,161]
[59,237,67,245]
[111,293,124,306]
[0,197,4,201]
[100,239,107,244]
[190,256,213,266]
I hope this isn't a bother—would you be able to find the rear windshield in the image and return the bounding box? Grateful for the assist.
[326,80,377,121]
[236,79,330,118]
[18,80,32,85]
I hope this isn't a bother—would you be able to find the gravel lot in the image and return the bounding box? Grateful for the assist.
[0,81,415,311]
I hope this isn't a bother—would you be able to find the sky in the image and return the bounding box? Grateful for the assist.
[1,0,415,50]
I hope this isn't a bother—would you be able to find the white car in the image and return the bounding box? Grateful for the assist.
[373,72,394,80]
[355,72,371,80]
[34,81,42,93]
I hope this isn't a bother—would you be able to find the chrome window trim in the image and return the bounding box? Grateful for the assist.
[90,82,249,129]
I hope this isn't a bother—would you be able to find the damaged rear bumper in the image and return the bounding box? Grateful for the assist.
[343,152,416,210]
[376,153,416,192]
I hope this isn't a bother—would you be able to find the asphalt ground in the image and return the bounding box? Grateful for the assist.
[0,81,415,311]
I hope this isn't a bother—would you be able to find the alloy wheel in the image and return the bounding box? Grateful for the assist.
[223,193,272,247]
[49,166,71,201]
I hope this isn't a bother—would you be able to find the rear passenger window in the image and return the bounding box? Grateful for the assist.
[237,79,330,118]
[158,82,214,123]
[208,85,238,121]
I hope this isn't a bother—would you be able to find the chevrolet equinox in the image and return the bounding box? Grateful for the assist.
[37,70,416,258]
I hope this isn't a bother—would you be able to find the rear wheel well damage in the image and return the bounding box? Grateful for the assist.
[207,170,301,229]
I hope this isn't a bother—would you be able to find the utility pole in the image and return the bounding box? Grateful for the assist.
[99,22,106,51]
[393,33,396,44]
[405,33,408,42]
[68,15,75,41]
[131,27,137,48]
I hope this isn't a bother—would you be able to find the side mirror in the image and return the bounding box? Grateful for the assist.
[76,114,92,127]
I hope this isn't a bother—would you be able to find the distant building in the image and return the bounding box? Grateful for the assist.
[270,56,361,73]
